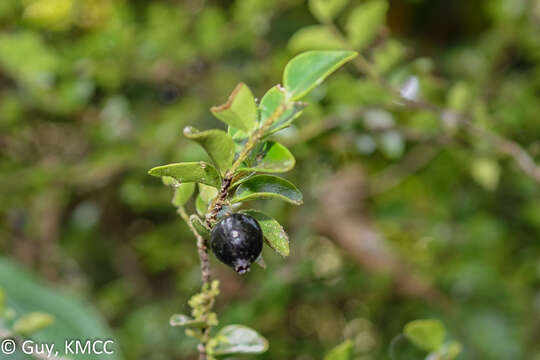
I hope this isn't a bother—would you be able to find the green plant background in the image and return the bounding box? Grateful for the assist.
[1,0,539,359]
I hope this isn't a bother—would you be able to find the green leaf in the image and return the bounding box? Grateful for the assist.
[170,314,206,328]
[239,141,295,173]
[198,183,218,202]
[232,175,303,205]
[288,26,347,53]
[240,210,289,256]
[433,341,462,360]
[324,340,353,360]
[309,0,349,23]
[404,319,446,352]
[0,257,120,359]
[283,50,357,100]
[148,161,221,188]
[196,194,209,217]
[13,312,55,335]
[183,126,235,174]
[190,215,210,237]
[172,182,196,207]
[259,85,306,133]
[210,82,258,133]
[210,325,269,356]
[346,0,388,50]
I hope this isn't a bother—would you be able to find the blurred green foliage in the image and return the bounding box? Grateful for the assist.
[1,0,540,359]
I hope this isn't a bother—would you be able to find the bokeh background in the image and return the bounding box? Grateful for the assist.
[1,0,540,359]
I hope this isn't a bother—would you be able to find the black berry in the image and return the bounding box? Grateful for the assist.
[210,213,263,274]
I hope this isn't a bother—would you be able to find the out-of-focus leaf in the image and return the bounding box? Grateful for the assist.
[0,31,59,87]
[0,257,119,359]
[232,175,303,205]
[283,50,357,100]
[0,288,4,315]
[190,215,210,237]
[471,158,500,191]
[172,182,196,207]
[211,83,258,133]
[170,314,206,328]
[346,0,388,50]
[239,141,295,173]
[373,39,406,74]
[183,126,235,174]
[259,86,306,133]
[23,0,74,30]
[309,0,349,23]
[210,325,269,356]
[404,319,446,352]
[288,26,346,53]
[13,312,55,335]
[240,210,289,256]
[148,162,221,188]
[432,341,462,360]
[324,340,353,360]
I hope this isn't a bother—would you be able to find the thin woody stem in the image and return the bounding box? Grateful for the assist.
[205,103,287,226]
[177,206,211,360]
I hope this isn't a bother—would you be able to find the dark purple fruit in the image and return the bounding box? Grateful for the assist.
[210,213,263,274]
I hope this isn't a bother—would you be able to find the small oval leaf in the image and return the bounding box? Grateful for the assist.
[239,141,295,173]
[183,126,235,174]
[324,340,353,360]
[210,83,258,133]
[309,0,349,23]
[172,182,196,207]
[259,86,306,133]
[231,175,303,205]
[283,50,357,100]
[170,314,206,328]
[198,183,218,203]
[404,319,446,352]
[211,325,269,356]
[289,26,347,53]
[148,162,221,188]
[196,194,209,217]
[346,0,388,50]
[240,210,289,256]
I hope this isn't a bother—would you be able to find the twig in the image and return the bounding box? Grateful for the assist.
[178,102,287,360]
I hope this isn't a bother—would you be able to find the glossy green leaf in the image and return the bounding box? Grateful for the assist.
[232,175,303,205]
[346,0,388,50]
[198,183,218,202]
[190,215,210,237]
[283,50,357,100]
[210,325,269,356]
[309,0,349,23]
[324,340,353,360]
[239,141,295,173]
[0,257,119,360]
[259,85,306,133]
[148,162,221,188]
[170,314,206,328]
[183,126,235,174]
[196,194,208,217]
[289,26,347,53]
[240,210,289,256]
[172,182,196,207]
[404,319,446,351]
[210,82,258,133]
